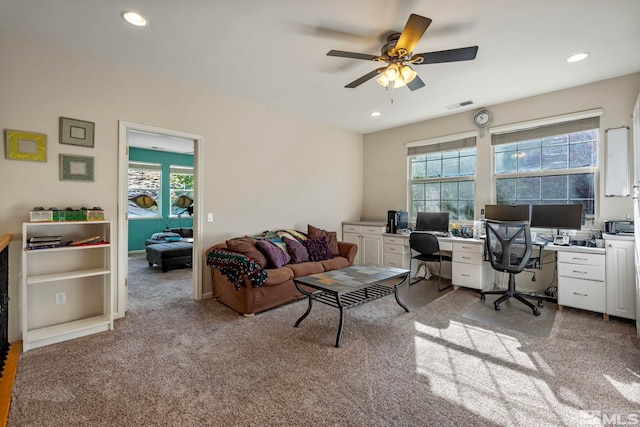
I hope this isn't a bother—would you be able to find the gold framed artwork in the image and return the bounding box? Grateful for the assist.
[4,129,47,162]
[59,117,95,148]
[59,154,95,182]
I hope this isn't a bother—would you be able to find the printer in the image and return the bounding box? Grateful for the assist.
[604,220,634,235]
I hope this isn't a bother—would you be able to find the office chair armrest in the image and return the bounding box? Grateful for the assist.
[530,243,545,269]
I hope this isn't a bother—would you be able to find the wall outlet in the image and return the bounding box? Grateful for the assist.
[55,292,66,305]
[207,212,213,222]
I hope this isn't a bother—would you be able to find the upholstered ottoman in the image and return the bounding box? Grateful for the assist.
[145,242,193,272]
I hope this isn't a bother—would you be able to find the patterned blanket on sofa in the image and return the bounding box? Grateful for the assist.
[206,248,267,290]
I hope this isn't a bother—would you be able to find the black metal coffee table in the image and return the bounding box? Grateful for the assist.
[293,265,410,347]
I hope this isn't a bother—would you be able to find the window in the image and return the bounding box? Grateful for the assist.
[169,166,194,216]
[408,134,476,221]
[128,162,161,218]
[492,116,599,224]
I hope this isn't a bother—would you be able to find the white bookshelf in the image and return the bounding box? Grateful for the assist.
[21,221,113,351]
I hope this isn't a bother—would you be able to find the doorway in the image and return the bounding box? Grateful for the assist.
[117,121,204,318]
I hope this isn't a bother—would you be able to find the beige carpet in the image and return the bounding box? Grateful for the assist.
[463,295,557,338]
[8,256,640,426]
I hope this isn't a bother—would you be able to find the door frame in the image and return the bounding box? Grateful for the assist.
[116,120,204,318]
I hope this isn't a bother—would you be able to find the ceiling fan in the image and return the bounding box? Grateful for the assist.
[327,14,478,96]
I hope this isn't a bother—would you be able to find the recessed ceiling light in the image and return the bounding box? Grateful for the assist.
[566,52,589,63]
[370,111,381,117]
[121,11,148,27]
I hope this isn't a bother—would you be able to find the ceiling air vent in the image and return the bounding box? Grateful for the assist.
[445,100,474,110]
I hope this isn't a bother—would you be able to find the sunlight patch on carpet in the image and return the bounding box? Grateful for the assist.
[413,320,573,426]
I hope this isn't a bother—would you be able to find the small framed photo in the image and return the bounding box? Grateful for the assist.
[60,154,95,182]
[59,117,95,148]
[4,129,47,162]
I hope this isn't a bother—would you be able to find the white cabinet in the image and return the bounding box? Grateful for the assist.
[557,251,606,316]
[451,241,493,290]
[342,224,385,266]
[605,238,636,320]
[383,235,409,269]
[22,221,113,351]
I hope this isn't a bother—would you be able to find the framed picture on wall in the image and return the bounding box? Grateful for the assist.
[59,117,95,148]
[59,154,95,181]
[4,129,47,162]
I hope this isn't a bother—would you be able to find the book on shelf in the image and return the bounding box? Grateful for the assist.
[26,235,105,250]
[28,236,62,244]
[26,241,71,250]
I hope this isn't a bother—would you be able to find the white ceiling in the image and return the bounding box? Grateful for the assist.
[2,0,640,138]
[127,130,194,155]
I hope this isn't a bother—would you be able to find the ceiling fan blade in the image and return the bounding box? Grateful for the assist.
[395,14,432,54]
[345,69,382,88]
[414,46,479,64]
[407,75,425,91]
[327,50,379,61]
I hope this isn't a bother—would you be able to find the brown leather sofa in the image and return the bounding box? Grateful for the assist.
[206,241,357,316]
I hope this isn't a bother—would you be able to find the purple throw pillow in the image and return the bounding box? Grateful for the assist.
[283,237,309,263]
[304,237,333,262]
[255,240,291,268]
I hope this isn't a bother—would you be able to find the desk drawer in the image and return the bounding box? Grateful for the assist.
[453,242,483,254]
[558,276,606,313]
[557,251,604,267]
[452,262,483,289]
[384,236,407,246]
[384,243,406,255]
[453,251,482,265]
[383,253,404,268]
[558,263,605,282]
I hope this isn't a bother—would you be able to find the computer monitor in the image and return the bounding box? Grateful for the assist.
[484,204,531,221]
[415,212,450,233]
[530,204,583,230]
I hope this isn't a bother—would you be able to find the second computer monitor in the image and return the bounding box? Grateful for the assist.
[530,204,583,230]
[484,204,531,222]
[415,211,450,233]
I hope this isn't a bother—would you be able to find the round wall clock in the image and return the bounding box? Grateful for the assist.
[473,109,492,137]
[474,109,492,127]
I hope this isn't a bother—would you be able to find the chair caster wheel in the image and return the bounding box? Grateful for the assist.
[494,304,501,311]
[533,308,540,316]
[538,300,544,307]
[480,294,485,301]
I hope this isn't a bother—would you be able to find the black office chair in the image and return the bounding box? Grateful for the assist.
[409,232,452,291]
[481,220,544,316]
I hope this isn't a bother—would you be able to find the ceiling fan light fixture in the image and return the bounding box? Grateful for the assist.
[400,65,417,84]
[383,64,400,81]
[376,63,416,89]
[376,74,389,87]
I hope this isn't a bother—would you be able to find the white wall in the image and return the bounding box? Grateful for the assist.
[0,31,363,342]
[363,72,640,224]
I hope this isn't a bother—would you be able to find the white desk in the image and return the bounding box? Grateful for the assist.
[382,233,493,291]
[347,223,634,320]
